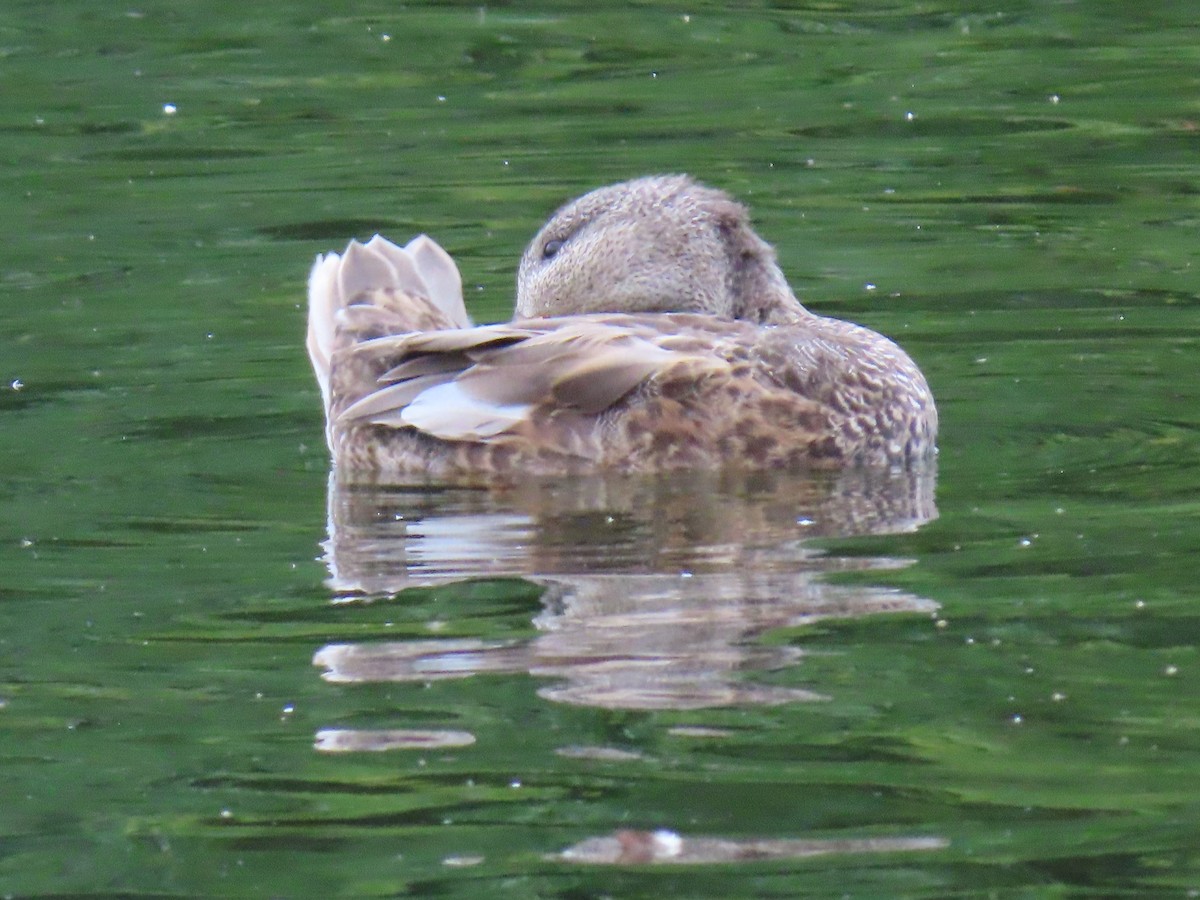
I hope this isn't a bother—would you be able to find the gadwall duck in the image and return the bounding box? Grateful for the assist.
[307,175,937,478]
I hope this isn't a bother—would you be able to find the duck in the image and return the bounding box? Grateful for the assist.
[307,175,937,479]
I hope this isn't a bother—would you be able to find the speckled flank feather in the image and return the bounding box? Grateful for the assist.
[307,176,938,479]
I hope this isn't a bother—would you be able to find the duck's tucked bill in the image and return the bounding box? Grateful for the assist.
[307,175,937,479]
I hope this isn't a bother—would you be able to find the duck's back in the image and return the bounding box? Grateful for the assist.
[327,308,937,479]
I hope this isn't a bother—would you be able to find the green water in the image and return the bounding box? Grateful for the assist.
[3,1,1200,896]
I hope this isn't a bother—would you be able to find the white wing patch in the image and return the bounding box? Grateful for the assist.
[399,382,534,440]
[336,322,720,444]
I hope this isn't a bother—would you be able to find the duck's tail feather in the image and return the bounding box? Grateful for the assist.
[307,234,469,443]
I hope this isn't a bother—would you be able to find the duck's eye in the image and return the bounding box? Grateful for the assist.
[542,238,564,259]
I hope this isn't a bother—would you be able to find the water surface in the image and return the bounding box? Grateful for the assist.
[3,2,1200,896]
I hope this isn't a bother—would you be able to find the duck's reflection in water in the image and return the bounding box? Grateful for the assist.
[314,466,938,711]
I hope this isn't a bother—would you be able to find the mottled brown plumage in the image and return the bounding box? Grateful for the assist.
[308,176,937,479]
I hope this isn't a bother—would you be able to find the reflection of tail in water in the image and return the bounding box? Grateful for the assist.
[315,572,934,710]
[314,466,939,711]
[323,466,937,592]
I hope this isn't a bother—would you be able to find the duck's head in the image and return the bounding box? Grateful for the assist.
[516,175,803,324]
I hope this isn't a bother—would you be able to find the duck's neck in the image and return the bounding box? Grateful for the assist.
[718,212,812,325]
[729,248,811,326]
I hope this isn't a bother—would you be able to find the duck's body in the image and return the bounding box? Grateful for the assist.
[308,176,936,479]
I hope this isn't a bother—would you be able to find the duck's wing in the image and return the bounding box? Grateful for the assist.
[334,319,729,448]
[308,234,468,419]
